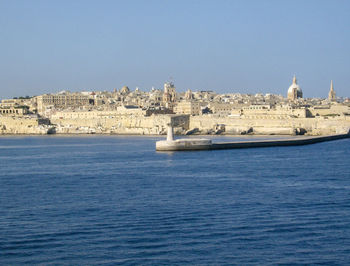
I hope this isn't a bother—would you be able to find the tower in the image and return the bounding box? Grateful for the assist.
[163,81,176,108]
[328,80,336,101]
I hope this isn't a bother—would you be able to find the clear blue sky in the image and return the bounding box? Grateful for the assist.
[0,0,349,99]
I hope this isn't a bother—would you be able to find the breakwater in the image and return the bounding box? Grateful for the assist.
[156,133,350,151]
[211,133,350,150]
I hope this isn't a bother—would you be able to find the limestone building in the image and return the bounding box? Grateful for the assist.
[0,106,28,116]
[208,103,241,116]
[0,99,30,116]
[36,93,90,113]
[174,101,201,116]
[287,75,303,100]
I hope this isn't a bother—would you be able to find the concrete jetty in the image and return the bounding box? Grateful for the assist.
[156,126,350,151]
[210,133,349,150]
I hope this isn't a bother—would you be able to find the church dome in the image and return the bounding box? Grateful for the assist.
[120,86,130,94]
[288,76,302,94]
[288,84,302,94]
[287,75,303,100]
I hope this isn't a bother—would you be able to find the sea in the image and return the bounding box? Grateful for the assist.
[0,135,350,265]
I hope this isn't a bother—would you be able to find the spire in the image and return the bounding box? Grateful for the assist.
[328,80,336,101]
[293,75,297,84]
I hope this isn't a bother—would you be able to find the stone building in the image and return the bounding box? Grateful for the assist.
[0,99,30,116]
[36,93,90,113]
[241,104,308,119]
[0,106,28,116]
[174,101,201,115]
[208,103,242,116]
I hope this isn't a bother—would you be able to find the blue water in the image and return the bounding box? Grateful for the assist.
[1,136,350,265]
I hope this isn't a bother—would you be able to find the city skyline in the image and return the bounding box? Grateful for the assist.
[0,78,343,100]
[1,0,349,99]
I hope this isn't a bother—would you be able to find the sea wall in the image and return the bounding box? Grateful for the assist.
[51,114,189,134]
[2,112,350,136]
[0,116,52,134]
[189,115,350,135]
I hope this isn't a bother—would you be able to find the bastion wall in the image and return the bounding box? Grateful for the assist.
[190,115,350,135]
[1,113,349,136]
[50,114,189,135]
[0,116,50,134]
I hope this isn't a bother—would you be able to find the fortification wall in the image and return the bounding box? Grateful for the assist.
[0,116,50,134]
[309,105,350,116]
[190,115,350,135]
[2,112,349,136]
[51,114,189,135]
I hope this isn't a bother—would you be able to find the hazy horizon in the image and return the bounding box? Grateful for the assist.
[1,0,349,99]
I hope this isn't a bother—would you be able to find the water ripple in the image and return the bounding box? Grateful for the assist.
[1,137,350,264]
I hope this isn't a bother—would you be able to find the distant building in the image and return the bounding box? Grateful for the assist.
[120,86,130,95]
[328,80,336,101]
[174,101,201,116]
[208,102,241,116]
[0,105,28,116]
[163,82,176,108]
[36,93,90,113]
[185,89,194,100]
[0,99,30,116]
[287,75,303,100]
[116,105,146,115]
